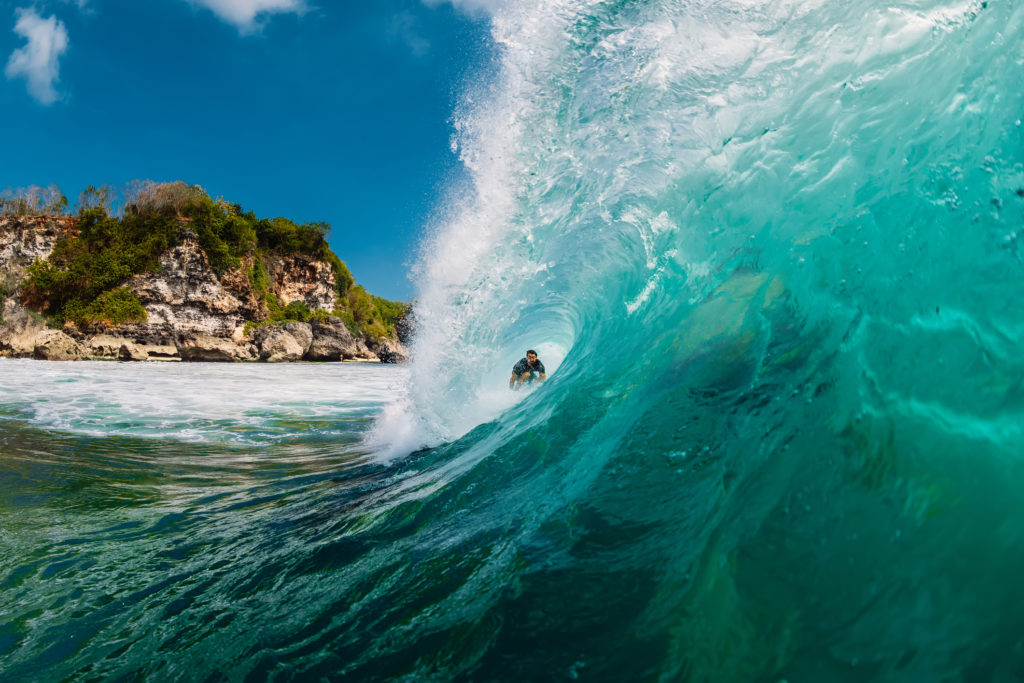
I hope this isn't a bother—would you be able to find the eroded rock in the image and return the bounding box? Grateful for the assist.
[0,301,47,357]
[266,254,336,311]
[33,330,83,361]
[370,337,409,364]
[178,334,256,362]
[87,334,127,359]
[0,217,405,364]
[306,317,359,361]
[127,232,247,341]
[257,322,313,362]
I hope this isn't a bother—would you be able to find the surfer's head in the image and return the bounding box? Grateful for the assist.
[527,350,538,364]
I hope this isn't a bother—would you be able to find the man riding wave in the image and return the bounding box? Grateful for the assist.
[509,349,546,389]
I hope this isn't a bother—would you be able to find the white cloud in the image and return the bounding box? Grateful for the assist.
[187,0,306,34]
[390,12,431,57]
[5,8,69,106]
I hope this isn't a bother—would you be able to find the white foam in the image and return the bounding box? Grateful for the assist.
[0,359,406,446]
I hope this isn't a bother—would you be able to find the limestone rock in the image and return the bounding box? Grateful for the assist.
[178,334,256,362]
[0,301,47,357]
[350,339,375,360]
[0,218,406,364]
[256,322,313,362]
[87,334,127,359]
[117,342,149,361]
[116,342,181,361]
[266,254,336,312]
[0,216,74,276]
[126,232,247,342]
[33,330,83,361]
[144,344,180,361]
[306,316,360,361]
[220,257,265,321]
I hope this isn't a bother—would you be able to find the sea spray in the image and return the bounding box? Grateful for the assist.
[2,0,1024,680]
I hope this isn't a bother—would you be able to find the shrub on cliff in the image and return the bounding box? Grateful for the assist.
[23,207,179,322]
[331,285,402,340]
[279,300,312,322]
[62,287,147,327]
[17,180,405,344]
[254,216,354,296]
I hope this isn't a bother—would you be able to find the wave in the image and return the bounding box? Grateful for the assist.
[367,0,1024,678]
[6,1,1020,679]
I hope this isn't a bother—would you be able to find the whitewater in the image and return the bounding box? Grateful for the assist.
[3,0,1024,680]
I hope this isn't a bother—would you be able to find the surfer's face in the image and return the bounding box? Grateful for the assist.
[527,353,537,364]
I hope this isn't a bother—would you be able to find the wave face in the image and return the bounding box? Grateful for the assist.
[389,0,1024,679]
[4,2,1024,681]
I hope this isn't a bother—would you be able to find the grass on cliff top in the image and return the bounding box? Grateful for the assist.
[20,181,403,337]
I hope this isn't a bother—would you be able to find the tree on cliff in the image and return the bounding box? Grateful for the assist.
[19,180,405,341]
[0,184,68,216]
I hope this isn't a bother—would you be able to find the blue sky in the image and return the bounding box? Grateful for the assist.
[0,0,494,301]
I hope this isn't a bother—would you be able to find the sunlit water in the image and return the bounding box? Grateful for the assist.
[0,360,409,680]
[5,0,1024,679]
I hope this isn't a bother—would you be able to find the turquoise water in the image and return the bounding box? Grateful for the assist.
[5,0,1024,679]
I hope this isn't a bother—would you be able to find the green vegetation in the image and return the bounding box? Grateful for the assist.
[0,184,68,216]
[243,287,408,342]
[63,287,148,327]
[15,181,405,339]
[23,206,179,324]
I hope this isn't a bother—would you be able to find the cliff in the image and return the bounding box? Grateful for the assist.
[0,212,409,363]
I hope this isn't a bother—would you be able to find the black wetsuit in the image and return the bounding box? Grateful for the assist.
[512,357,545,382]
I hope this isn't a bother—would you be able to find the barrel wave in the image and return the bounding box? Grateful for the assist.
[3,0,1024,681]
[390,0,1024,679]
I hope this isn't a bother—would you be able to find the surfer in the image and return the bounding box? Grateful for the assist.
[509,349,546,389]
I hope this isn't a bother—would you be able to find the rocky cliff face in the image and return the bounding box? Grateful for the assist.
[265,254,337,311]
[117,232,258,348]
[0,216,408,362]
[0,216,74,288]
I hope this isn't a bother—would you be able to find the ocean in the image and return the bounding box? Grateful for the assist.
[4,0,1024,680]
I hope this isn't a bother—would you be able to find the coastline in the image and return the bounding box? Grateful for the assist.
[1,213,409,364]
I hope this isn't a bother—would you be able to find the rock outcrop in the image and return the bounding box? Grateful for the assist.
[0,216,75,281]
[122,232,250,345]
[305,317,374,361]
[0,215,408,363]
[256,322,313,362]
[369,336,408,364]
[265,254,337,311]
[178,334,257,362]
[33,330,83,361]
[0,300,49,356]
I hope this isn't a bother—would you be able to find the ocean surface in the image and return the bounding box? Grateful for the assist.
[5,0,1024,680]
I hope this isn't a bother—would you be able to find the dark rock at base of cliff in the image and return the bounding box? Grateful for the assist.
[376,347,407,364]
[368,336,408,364]
[306,316,370,361]
[394,308,414,346]
[256,322,313,362]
